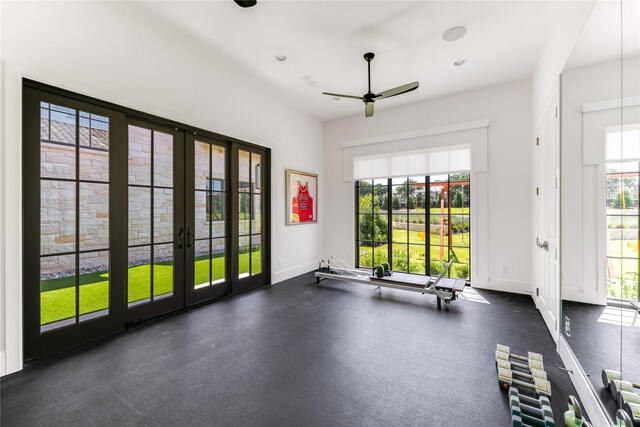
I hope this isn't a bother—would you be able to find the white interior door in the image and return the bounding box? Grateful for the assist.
[535,89,560,340]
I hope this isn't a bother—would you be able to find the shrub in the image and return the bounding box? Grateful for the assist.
[612,190,633,209]
[453,264,470,280]
[430,260,446,276]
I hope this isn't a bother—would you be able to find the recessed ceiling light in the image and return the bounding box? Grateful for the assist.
[442,26,467,42]
[275,55,287,62]
[332,97,340,101]
[454,59,466,66]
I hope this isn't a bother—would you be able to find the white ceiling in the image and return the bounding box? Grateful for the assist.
[108,1,593,122]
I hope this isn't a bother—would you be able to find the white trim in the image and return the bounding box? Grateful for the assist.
[582,95,640,113]
[558,336,614,427]
[0,351,5,377]
[273,262,317,283]
[341,119,490,149]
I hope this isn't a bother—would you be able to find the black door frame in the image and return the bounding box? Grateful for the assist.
[22,79,271,362]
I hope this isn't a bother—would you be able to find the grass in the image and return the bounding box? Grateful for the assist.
[606,238,640,301]
[40,251,261,326]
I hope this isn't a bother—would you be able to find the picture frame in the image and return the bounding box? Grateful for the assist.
[285,169,318,225]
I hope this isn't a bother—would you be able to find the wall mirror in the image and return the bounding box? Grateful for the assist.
[560,0,640,421]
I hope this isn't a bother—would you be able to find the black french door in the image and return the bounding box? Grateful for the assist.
[22,81,270,362]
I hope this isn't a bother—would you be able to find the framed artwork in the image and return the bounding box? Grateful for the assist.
[286,169,318,225]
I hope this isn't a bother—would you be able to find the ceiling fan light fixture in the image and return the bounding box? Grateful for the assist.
[454,59,466,66]
[442,26,467,42]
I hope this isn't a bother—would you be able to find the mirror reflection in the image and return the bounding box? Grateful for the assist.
[561,0,640,422]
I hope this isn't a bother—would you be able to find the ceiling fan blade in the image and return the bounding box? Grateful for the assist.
[322,92,364,100]
[233,0,257,7]
[376,82,419,99]
[365,102,374,118]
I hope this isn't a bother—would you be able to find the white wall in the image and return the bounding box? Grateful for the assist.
[323,79,533,294]
[561,56,640,305]
[0,1,324,376]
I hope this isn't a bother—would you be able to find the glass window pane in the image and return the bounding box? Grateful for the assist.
[48,104,77,145]
[429,215,448,246]
[212,238,225,284]
[194,239,211,289]
[79,250,109,318]
[128,246,151,305]
[239,193,250,235]
[251,235,261,275]
[360,214,386,242]
[429,251,448,276]
[128,125,152,186]
[607,162,639,173]
[408,244,426,274]
[40,254,76,327]
[359,242,373,268]
[79,112,109,150]
[391,214,408,243]
[371,243,389,267]
[451,247,470,266]
[430,183,448,210]
[80,182,109,251]
[128,187,151,246]
[450,184,470,213]
[452,262,470,280]
[391,184,408,212]
[451,215,470,247]
[154,188,173,243]
[154,244,174,298]
[41,141,75,179]
[195,190,209,239]
[607,216,639,258]
[154,131,173,187]
[212,193,225,238]
[450,172,470,183]
[408,222,426,245]
[41,180,76,255]
[374,213,389,242]
[239,150,250,192]
[251,153,261,193]
[392,245,409,273]
[195,141,210,190]
[79,145,109,182]
[252,195,261,235]
[358,185,373,214]
[409,176,426,184]
[239,236,250,278]
[212,146,225,186]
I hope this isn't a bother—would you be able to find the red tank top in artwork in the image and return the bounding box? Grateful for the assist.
[293,182,314,222]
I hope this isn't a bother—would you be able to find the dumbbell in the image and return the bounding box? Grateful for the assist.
[564,395,593,427]
[617,408,634,427]
[497,350,545,373]
[602,369,640,393]
[621,402,640,427]
[498,360,548,382]
[509,387,555,427]
[498,344,544,365]
[621,391,640,411]
[499,367,552,397]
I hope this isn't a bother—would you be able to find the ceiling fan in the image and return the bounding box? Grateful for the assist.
[323,52,419,118]
[233,0,257,7]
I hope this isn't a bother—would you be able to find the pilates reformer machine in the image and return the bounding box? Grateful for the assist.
[315,256,466,309]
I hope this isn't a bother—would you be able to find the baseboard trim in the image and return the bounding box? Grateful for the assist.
[273,262,317,284]
[0,351,5,376]
[473,278,532,295]
[558,336,613,427]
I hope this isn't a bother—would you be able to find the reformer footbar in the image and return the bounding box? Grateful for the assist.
[315,256,465,309]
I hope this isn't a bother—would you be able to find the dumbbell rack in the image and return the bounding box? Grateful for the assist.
[509,387,555,427]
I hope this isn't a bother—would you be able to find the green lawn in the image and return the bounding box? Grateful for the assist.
[40,252,261,326]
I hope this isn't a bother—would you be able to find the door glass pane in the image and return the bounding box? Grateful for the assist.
[195,141,210,190]
[41,180,76,255]
[408,244,426,274]
[195,190,209,239]
[79,111,109,181]
[128,246,151,306]
[252,195,261,234]
[154,188,173,243]
[128,187,151,246]
[194,239,211,289]
[80,182,109,251]
[40,103,76,179]
[79,250,109,320]
[251,153,261,193]
[239,150,250,192]
[128,125,151,186]
[211,192,225,237]
[154,244,173,298]
[212,238,225,283]
[40,254,76,330]
[154,131,173,187]
[213,146,225,184]
[251,235,261,275]
[239,193,250,235]
[239,236,250,278]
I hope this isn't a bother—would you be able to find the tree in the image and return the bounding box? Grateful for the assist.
[392,195,400,210]
[612,190,633,209]
[407,195,416,209]
[359,194,388,243]
[394,179,417,201]
[452,189,468,208]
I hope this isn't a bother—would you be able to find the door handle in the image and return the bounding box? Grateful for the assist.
[541,241,549,250]
[187,227,195,248]
[177,228,185,249]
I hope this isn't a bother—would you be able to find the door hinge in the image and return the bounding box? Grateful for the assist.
[536,187,539,196]
[536,137,539,146]
[536,288,539,297]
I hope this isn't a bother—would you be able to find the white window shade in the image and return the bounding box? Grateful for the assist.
[353,144,471,180]
[583,104,640,165]
[343,124,488,181]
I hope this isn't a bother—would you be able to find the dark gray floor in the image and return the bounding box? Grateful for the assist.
[2,272,578,426]
[563,300,640,421]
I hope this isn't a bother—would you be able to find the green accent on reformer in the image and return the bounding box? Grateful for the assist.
[375,265,384,278]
